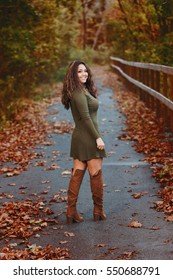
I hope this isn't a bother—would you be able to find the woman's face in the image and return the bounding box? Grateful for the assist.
[77,64,88,84]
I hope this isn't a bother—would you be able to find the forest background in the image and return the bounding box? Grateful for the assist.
[0,0,173,122]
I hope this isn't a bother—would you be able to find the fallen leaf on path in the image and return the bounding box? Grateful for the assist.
[19,186,27,189]
[34,161,47,166]
[61,170,71,176]
[60,189,67,193]
[132,193,142,199]
[9,243,17,248]
[41,180,51,184]
[60,241,68,244]
[41,222,48,227]
[0,193,14,199]
[163,239,170,243]
[150,226,160,230]
[49,191,67,204]
[115,251,139,260]
[64,231,75,237]
[154,201,163,206]
[53,121,73,134]
[130,182,139,185]
[128,220,142,228]
[118,134,131,140]
[19,191,26,194]
[42,208,54,215]
[132,191,148,199]
[29,193,38,196]
[41,190,49,195]
[164,215,173,222]
[96,244,107,247]
[41,141,55,146]
[108,247,117,251]
[44,164,60,171]
[6,170,21,177]
[122,156,130,159]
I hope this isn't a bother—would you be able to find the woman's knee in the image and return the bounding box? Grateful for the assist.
[73,159,87,173]
[87,158,103,176]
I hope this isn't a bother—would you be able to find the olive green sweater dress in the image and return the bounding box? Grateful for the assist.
[70,90,106,161]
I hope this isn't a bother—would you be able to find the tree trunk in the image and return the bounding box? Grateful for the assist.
[92,16,105,50]
[92,0,106,50]
[81,0,87,50]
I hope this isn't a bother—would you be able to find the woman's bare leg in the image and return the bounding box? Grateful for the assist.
[73,159,87,173]
[87,158,103,176]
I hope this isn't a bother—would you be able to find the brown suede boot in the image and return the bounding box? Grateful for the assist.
[66,169,85,224]
[90,169,106,221]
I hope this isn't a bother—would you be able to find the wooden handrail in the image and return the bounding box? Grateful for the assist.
[111,63,173,111]
[110,56,173,132]
[110,56,173,75]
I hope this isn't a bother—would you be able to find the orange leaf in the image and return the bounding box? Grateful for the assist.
[128,220,142,228]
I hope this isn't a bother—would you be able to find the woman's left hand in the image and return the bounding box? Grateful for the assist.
[96,137,105,150]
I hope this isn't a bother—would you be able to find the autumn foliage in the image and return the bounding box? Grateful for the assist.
[1,0,173,122]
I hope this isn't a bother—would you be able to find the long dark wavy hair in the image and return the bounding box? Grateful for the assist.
[61,60,98,110]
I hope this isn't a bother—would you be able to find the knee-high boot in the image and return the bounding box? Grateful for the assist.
[90,169,106,221]
[66,169,85,224]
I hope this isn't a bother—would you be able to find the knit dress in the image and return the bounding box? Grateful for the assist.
[70,90,106,161]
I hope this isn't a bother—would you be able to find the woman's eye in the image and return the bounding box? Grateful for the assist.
[78,69,88,74]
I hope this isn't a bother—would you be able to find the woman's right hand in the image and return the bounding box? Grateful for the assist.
[96,137,105,150]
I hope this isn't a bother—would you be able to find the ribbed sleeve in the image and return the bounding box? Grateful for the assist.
[72,91,100,140]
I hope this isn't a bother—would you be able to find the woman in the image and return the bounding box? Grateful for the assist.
[61,60,106,224]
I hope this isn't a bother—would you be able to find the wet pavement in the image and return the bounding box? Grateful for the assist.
[0,79,173,260]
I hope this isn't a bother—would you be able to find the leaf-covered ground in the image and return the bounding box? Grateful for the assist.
[0,85,72,260]
[0,99,49,175]
[104,67,173,221]
[0,200,69,260]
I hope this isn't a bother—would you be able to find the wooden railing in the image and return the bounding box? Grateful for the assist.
[110,56,173,132]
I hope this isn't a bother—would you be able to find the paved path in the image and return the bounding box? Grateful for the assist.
[0,78,172,260]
